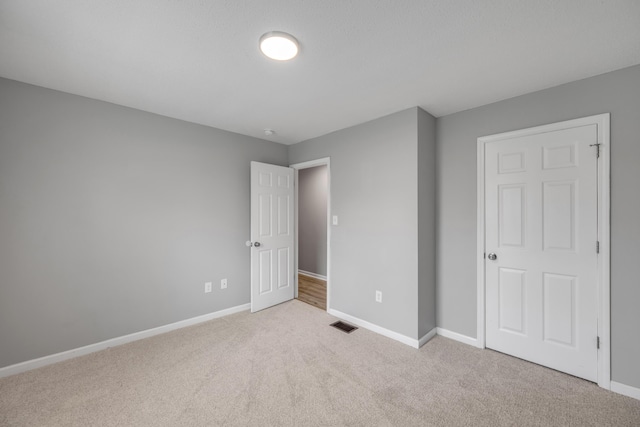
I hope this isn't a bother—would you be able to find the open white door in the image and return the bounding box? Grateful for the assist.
[249,161,295,312]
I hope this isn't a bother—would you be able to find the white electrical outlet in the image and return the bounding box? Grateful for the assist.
[205,282,212,293]
[221,278,228,289]
[375,290,382,303]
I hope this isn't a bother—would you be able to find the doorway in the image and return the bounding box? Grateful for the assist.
[291,158,330,311]
[476,114,610,388]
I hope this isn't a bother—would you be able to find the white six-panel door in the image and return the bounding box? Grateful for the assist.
[484,123,600,382]
[250,162,294,312]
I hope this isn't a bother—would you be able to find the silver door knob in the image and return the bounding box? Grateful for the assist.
[245,241,261,247]
[254,242,261,247]
[488,253,497,261]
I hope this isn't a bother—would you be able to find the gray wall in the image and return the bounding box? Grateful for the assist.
[417,108,437,337]
[436,64,640,389]
[298,166,328,276]
[5,63,636,389]
[0,78,288,368]
[289,108,421,339]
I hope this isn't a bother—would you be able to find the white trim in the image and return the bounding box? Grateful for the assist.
[298,270,327,281]
[476,113,611,389]
[0,303,250,379]
[597,115,611,389]
[476,138,486,349]
[436,327,479,347]
[611,381,640,401]
[328,308,431,349]
[418,327,437,348]
[290,157,331,169]
[290,157,331,312]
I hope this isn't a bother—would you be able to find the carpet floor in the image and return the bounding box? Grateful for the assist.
[1,299,639,426]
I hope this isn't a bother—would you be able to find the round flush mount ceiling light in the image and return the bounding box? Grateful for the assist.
[259,31,299,61]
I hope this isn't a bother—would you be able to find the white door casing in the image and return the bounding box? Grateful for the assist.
[477,114,610,387]
[250,162,295,312]
[290,157,332,311]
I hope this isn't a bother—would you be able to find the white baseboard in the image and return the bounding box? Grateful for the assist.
[0,303,251,379]
[328,308,429,349]
[611,381,640,401]
[434,329,640,400]
[418,327,437,348]
[436,329,640,400]
[298,270,327,281]
[436,327,478,347]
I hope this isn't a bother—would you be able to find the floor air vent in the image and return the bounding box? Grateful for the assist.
[330,321,358,334]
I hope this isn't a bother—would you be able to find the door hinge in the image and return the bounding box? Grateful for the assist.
[597,336,600,349]
[484,252,486,259]
[596,241,600,254]
[590,143,601,158]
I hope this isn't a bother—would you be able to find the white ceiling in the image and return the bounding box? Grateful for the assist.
[1,1,639,145]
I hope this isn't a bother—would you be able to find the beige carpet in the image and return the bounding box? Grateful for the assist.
[1,300,638,426]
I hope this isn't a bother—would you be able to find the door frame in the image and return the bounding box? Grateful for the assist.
[290,157,331,311]
[476,114,610,389]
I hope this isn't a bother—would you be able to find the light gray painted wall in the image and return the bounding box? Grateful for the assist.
[417,108,437,337]
[0,78,288,368]
[436,64,640,388]
[298,166,328,276]
[289,108,421,339]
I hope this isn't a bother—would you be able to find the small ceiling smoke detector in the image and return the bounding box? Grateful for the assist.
[259,31,299,61]
[264,129,276,136]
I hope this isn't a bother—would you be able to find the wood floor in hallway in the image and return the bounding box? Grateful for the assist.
[297,273,326,311]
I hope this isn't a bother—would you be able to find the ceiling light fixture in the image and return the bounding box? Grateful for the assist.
[259,31,299,61]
